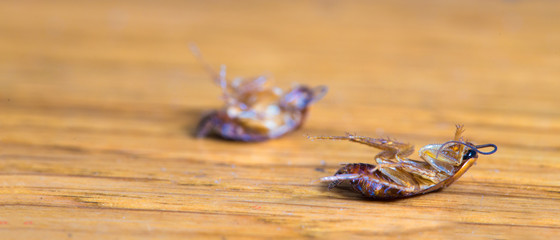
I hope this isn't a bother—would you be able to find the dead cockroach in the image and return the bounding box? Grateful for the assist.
[192,45,328,142]
[309,125,497,199]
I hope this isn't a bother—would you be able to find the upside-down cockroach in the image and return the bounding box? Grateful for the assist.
[309,125,497,199]
[191,45,328,142]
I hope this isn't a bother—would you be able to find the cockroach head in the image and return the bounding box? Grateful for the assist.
[462,142,479,160]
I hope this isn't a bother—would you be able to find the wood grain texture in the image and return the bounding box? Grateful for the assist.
[1,0,559,239]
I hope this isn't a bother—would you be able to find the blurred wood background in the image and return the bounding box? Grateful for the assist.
[1,0,559,239]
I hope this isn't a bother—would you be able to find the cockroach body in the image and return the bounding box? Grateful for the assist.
[192,46,327,142]
[311,125,497,199]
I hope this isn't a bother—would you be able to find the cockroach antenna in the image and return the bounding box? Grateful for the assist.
[436,140,498,160]
[189,43,223,84]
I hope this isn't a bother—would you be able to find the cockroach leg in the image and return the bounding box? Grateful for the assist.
[397,160,444,182]
[320,174,361,182]
[321,174,361,190]
[309,134,414,161]
[454,124,466,141]
[195,111,219,138]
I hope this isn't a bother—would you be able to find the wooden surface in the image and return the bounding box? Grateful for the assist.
[1,0,559,239]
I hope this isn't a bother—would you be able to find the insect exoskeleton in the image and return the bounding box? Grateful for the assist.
[309,125,497,199]
[191,45,328,142]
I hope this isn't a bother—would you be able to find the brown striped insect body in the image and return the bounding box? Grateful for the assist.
[311,125,497,199]
[192,45,327,142]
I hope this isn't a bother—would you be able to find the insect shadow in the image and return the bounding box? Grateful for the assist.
[179,108,219,139]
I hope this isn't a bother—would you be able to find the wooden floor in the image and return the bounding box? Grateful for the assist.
[1,0,559,239]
